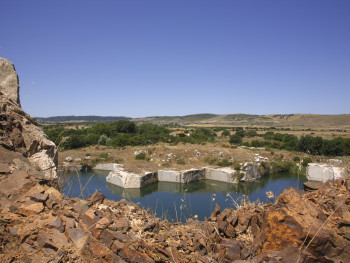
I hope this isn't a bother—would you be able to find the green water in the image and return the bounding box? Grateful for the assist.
[64,171,306,222]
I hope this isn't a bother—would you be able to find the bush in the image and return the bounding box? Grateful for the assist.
[217,159,231,167]
[235,130,245,138]
[62,134,86,149]
[229,134,242,145]
[204,158,218,165]
[233,162,240,170]
[135,152,146,160]
[302,157,313,167]
[221,130,230,137]
[293,156,300,162]
[98,134,109,145]
[99,152,108,159]
[237,173,244,181]
[259,162,270,175]
[270,161,294,174]
[251,140,265,148]
[246,130,257,138]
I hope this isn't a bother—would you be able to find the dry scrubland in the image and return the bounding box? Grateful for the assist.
[57,121,350,173]
[58,141,350,173]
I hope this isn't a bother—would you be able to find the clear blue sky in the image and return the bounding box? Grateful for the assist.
[1,0,349,117]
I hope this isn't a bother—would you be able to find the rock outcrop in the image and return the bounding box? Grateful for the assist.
[307,163,349,182]
[0,57,57,179]
[0,58,20,105]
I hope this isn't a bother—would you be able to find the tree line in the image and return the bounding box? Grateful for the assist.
[229,130,350,156]
[44,121,216,149]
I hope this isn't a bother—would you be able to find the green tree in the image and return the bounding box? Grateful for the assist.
[235,130,245,138]
[311,136,323,155]
[98,134,109,145]
[90,122,112,137]
[221,130,230,137]
[264,131,275,140]
[62,134,86,149]
[246,130,257,138]
[229,134,242,145]
[85,133,99,146]
[299,135,312,153]
[115,120,136,134]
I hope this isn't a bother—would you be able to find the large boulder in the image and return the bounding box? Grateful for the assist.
[93,163,122,171]
[181,168,205,183]
[241,163,261,182]
[158,170,181,183]
[307,163,349,182]
[205,167,239,184]
[0,58,20,105]
[106,167,157,188]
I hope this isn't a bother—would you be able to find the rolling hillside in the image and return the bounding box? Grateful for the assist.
[36,114,350,128]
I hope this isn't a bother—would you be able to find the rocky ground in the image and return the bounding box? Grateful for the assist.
[1,141,350,262]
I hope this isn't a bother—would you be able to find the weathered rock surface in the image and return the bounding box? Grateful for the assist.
[241,162,261,182]
[94,163,122,171]
[307,163,349,182]
[158,169,181,183]
[106,167,158,188]
[205,167,239,183]
[109,166,260,188]
[0,57,57,179]
[0,58,20,105]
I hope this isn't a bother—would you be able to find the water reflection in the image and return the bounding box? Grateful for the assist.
[64,171,306,222]
[106,172,300,199]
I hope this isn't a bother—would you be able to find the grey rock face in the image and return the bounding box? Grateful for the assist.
[0,57,20,105]
[241,163,261,182]
[0,57,57,179]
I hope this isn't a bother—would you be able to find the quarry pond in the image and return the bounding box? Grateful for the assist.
[64,171,307,222]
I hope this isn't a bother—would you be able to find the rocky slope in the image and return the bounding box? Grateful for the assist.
[1,57,350,262]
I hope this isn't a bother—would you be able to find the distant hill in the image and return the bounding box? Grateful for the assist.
[36,115,131,123]
[36,113,350,128]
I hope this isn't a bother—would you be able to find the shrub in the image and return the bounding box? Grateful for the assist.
[270,161,294,173]
[259,162,270,175]
[237,173,244,181]
[235,130,245,138]
[204,158,218,165]
[98,134,109,145]
[229,134,242,145]
[221,130,230,137]
[302,157,313,167]
[293,156,300,162]
[233,162,240,170]
[135,152,146,160]
[99,152,108,159]
[217,159,231,167]
[246,130,258,138]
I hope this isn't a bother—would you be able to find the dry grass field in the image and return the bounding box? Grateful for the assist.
[58,141,350,173]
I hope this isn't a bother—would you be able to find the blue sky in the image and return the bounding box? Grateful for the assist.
[1,0,349,117]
